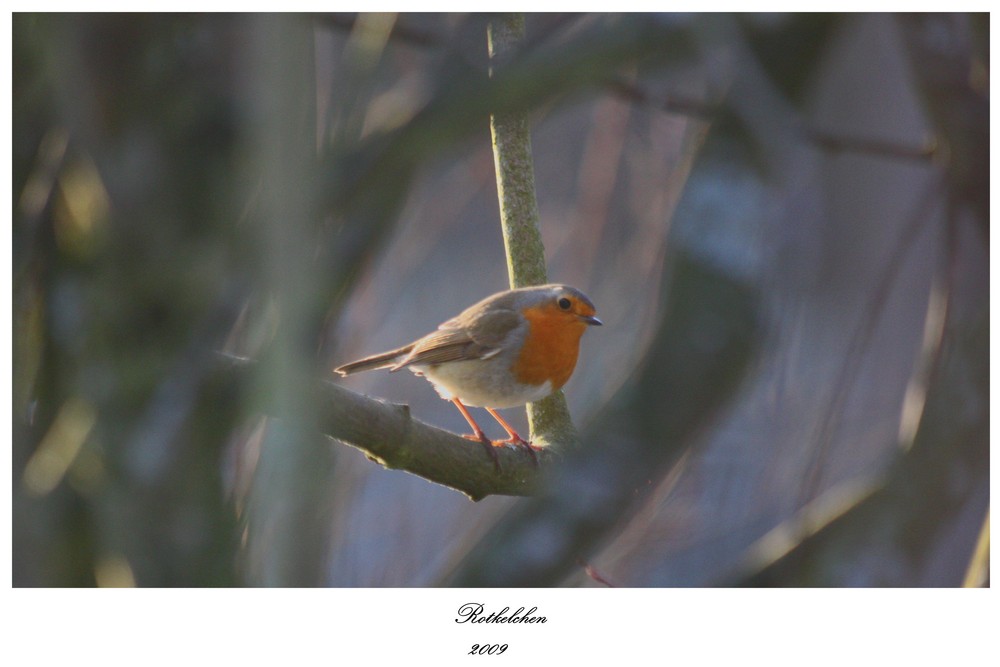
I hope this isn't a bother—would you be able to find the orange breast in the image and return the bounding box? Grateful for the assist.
[511,304,587,389]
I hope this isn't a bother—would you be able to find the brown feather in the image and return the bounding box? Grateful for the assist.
[334,344,414,376]
[390,308,522,370]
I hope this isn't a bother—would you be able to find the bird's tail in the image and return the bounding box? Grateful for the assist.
[334,344,415,376]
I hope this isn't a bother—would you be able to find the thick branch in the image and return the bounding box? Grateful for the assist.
[223,356,544,501]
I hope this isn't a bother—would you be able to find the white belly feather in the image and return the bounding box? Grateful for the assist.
[409,360,552,409]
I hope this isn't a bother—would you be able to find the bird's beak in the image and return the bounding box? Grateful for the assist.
[580,315,603,326]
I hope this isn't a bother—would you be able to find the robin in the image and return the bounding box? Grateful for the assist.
[335,284,602,469]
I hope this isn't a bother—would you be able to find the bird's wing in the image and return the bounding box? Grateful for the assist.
[390,308,521,369]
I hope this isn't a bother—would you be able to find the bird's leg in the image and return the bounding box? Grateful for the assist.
[450,398,501,472]
[485,407,538,466]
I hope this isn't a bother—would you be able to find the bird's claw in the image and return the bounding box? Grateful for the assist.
[463,432,542,470]
[501,436,539,466]
[464,432,502,472]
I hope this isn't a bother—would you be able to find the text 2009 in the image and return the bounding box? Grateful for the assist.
[469,644,508,655]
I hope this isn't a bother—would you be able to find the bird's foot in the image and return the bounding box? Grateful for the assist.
[495,435,539,466]
[463,431,501,472]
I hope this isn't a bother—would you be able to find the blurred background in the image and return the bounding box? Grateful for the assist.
[12,13,988,587]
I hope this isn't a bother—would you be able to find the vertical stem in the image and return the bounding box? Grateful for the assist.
[488,14,547,289]
[487,14,577,450]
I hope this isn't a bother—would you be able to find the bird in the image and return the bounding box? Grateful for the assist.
[334,284,602,470]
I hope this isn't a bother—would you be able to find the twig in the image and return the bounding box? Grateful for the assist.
[796,179,945,505]
[577,559,616,587]
[605,80,938,163]
[800,124,938,162]
[605,77,716,119]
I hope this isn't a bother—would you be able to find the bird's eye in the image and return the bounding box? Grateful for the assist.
[558,297,572,310]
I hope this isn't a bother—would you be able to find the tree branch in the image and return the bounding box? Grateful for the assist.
[222,355,545,502]
[489,15,548,289]
[488,13,579,452]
